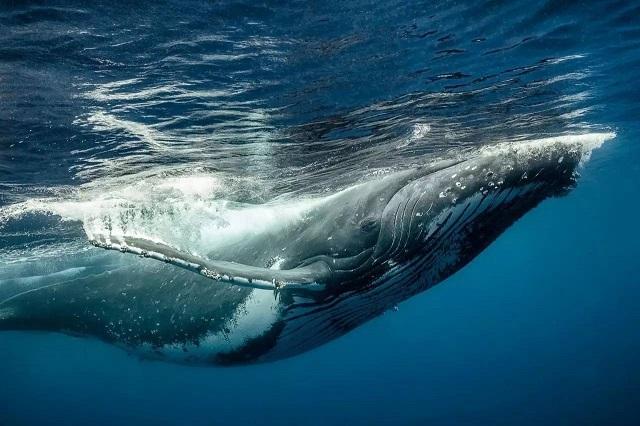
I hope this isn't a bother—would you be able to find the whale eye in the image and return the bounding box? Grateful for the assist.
[359,217,379,233]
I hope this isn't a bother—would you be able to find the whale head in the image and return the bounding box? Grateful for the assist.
[252,133,614,363]
[370,135,595,281]
[290,133,610,293]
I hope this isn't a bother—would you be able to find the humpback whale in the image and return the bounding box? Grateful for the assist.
[0,133,613,365]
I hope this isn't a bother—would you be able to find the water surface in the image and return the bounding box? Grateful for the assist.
[1,0,639,424]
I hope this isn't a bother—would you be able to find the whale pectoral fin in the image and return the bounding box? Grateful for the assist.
[89,235,329,292]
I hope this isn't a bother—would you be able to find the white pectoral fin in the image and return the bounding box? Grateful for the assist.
[89,235,328,292]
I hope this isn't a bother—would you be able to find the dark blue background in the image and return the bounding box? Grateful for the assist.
[1,1,640,424]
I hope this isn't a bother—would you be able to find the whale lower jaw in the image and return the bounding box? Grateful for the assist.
[255,186,550,363]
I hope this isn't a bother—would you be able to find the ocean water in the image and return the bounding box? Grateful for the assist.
[1,0,640,425]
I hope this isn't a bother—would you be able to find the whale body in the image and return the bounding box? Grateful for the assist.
[0,133,614,365]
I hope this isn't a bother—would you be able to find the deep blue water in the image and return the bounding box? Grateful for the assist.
[1,0,640,425]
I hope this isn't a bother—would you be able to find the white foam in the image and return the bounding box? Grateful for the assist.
[157,176,221,197]
[0,171,332,257]
[478,132,615,159]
